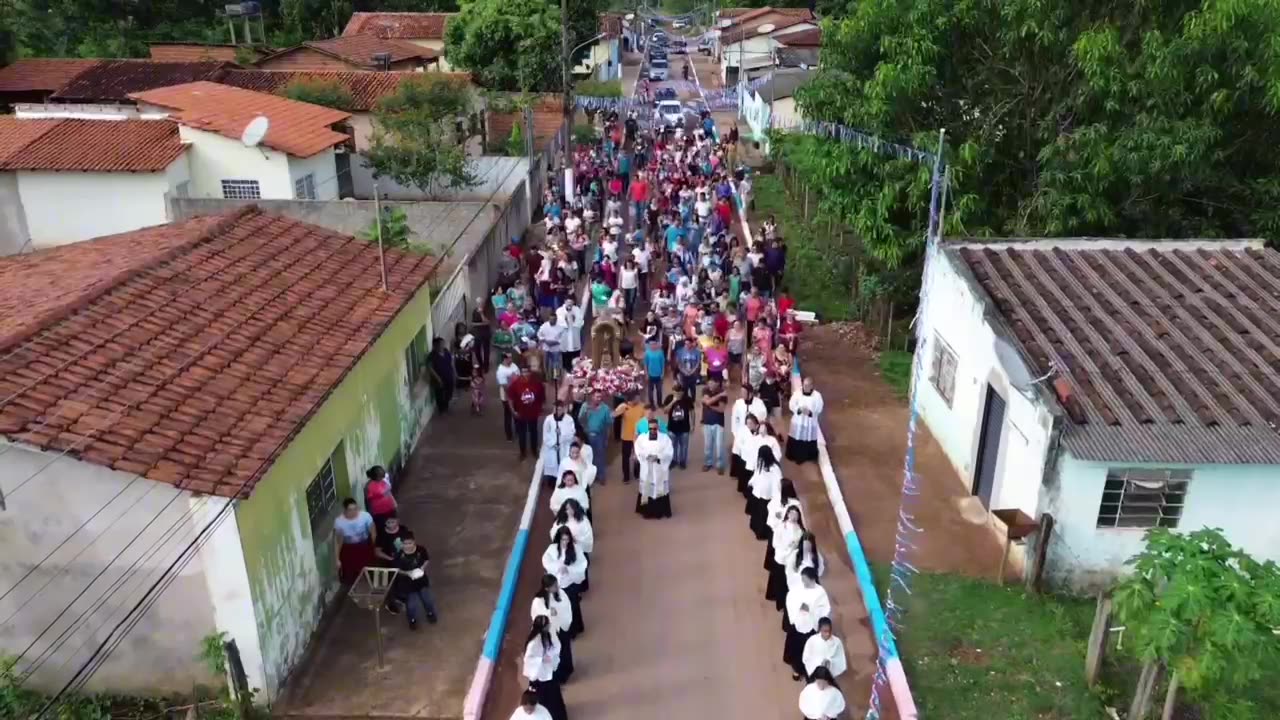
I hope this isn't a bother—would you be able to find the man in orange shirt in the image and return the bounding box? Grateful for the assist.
[613,391,648,485]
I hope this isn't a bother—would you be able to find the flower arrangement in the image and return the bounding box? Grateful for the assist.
[567,357,642,397]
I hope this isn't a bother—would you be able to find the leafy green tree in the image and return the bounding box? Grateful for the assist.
[445,0,602,91]
[364,74,479,195]
[280,77,355,110]
[505,122,525,157]
[1112,528,1280,718]
[360,206,414,250]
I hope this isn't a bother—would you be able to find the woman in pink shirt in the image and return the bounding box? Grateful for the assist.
[364,466,398,530]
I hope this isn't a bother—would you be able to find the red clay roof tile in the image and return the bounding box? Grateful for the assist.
[0,117,187,172]
[342,12,456,40]
[0,207,440,498]
[306,34,438,65]
[51,60,232,103]
[0,59,99,94]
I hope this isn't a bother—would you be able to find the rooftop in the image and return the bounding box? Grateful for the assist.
[0,117,187,172]
[149,42,270,63]
[215,70,414,111]
[776,27,822,47]
[130,81,351,158]
[721,15,815,46]
[52,60,232,103]
[259,35,438,69]
[752,68,815,101]
[951,238,1280,464]
[0,58,99,95]
[342,12,456,40]
[0,207,440,498]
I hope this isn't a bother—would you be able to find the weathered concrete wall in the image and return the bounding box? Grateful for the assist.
[349,154,529,202]
[232,281,434,699]
[0,446,220,694]
[0,172,30,255]
[168,197,494,257]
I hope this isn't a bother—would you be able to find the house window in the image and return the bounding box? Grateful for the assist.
[405,327,429,386]
[1096,468,1191,529]
[294,174,317,200]
[174,180,190,198]
[305,459,338,532]
[930,334,958,406]
[221,179,261,200]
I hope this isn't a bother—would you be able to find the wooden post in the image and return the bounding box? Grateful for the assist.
[1027,513,1055,593]
[1161,670,1179,720]
[803,184,810,219]
[1084,593,1112,687]
[1129,661,1161,720]
[997,536,1011,585]
[886,302,894,349]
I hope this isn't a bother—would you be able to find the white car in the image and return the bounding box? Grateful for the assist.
[673,19,688,28]
[656,100,684,128]
[648,60,669,81]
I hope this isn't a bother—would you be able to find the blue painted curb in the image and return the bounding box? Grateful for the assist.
[482,527,529,661]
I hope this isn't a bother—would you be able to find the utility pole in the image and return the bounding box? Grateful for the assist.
[561,0,571,119]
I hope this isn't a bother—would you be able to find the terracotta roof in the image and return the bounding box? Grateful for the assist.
[953,240,1280,464]
[722,16,815,45]
[215,70,408,110]
[306,34,438,65]
[722,7,814,30]
[719,8,755,18]
[776,27,822,47]
[0,117,186,172]
[0,207,440,498]
[0,59,99,94]
[0,118,63,164]
[130,81,351,158]
[51,60,232,103]
[342,12,456,40]
[149,43,269,63]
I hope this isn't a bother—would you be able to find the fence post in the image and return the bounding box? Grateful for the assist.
[1084,593,1112,687]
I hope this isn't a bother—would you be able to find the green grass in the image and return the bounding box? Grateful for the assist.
[881,573,1109,719]
[878,350,913,399]
[751,175,858,321]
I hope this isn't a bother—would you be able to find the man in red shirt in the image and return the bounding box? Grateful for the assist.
[629,171,650,228]
[506,365,545,460]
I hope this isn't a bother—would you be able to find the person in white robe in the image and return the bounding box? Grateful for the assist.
[551,497,594,592]
[784,567,832,680]
[748,443,782,541]
[730,386,767,484]
[540,402,577,487]
[798,667,846,720]
[561,443,597,489]
[766,505,805,609]
[802,617,847,680]
[785,377,824,465]
[735,414,762,501]
[555,298,585,368]
[522,617,568,720]
[509,690,553,720]
[764,476,803,590]
[634,423,674,519]
[549,470,590,517]
[531,574,575,683]
[541,527,587,637]
[785,532,827,595]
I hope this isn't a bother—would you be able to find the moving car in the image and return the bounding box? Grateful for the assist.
[651,32,668,45]
[655,87,678,101]
[648,58,669,81]
[656,100,684,128]
[648,46,667,60]
[671,39,688,54]
[673,18,688,28]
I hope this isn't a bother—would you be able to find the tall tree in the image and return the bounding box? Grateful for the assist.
[363,74,480,195]
[444,0,601,91]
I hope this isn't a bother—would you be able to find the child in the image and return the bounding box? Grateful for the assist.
[471,367,485,415]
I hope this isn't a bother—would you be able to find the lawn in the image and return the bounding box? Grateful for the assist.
[877,350,913,399]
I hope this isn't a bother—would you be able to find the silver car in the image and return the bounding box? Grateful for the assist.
[656,100,684,128]
[648,59,669,81]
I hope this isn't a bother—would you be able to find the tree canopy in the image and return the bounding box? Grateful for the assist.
[444,0,602,91]
[364,75,479,195]
[787,0,1280,296]
[280,77,355,110]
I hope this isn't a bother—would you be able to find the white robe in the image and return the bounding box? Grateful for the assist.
[798,683,846,720]
[786,549,827,592]
[551,515,595,554]
[508,704,553,720]
[802,633,848,678]
[767,496,803,533]
[562,455,597,488]
[549,482,590,515]
[733,427,760,462]
[771,519,805,565]
[786,584,832,634]
[522,633,561,682]
[635,432,674,500]
[749,463,782,501]
[531,590,574,634]
[730,398,767,452]
[540,414,577,480]
[541,543,588,589]
[555,304,584,353]
[788,390,824,442]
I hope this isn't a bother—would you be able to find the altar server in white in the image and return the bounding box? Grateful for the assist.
[549,470,590,517]
[730,386,767,487]
[541,401,577,487]
[530,574,575,683]
[542,527,587,637]
[786,376,824,465]
[798,666,846,720]
[509,690,553,720]
[784,567,832,680]
[766,505,805,609]
[802,617,847,680]
[523,616,567,720]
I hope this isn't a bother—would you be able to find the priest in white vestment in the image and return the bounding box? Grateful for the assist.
[634,422,674,519]
[786,376,824,464]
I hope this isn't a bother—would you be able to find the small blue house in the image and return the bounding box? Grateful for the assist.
[916,237,1280,590]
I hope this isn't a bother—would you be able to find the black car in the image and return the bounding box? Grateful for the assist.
[648,47,667,61]
[655,87,677,101]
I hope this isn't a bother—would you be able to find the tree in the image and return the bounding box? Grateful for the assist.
[363,74,479,195]
[505,122,525,158]
[788,0,1280,308]
[1112,528,1280,718]
[444,0,602,92]
[359,206,413,250]
[280,77,356,110]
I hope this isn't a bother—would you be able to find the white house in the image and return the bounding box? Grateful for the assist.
[715,8,817,86]
[739,67,815,150]
[130,81,353,202]
[0,116,191,249]
[575,13,623,82]
[916,237,1280,590]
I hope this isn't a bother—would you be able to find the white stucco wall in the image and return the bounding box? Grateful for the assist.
[916,249,1057,516]
[17,168,178,248]
[1040,452,1280,590]
[287,150,340,201]
[0,171,31,255]
[179,125,295,200]
[15,103,170,120]
[0,444,219,694]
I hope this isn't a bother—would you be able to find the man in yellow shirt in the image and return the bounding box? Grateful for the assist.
[613,391,648,485]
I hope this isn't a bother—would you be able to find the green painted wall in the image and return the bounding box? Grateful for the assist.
[233,283,434,698]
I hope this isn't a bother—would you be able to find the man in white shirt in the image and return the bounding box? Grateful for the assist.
[495,353,520,442]
[537,314,567,378]
[555,298,584,369]
[564,212,582,237]
[631,243,651,298]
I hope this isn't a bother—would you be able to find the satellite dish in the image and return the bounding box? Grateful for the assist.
[992,334,1044,395]
[757,23,777,34]
[241,116,269,147]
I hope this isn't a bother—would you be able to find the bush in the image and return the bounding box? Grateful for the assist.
[505,123,525,157]
[574,79,622,98]
[572,124,598,146]
[279,77,355,111]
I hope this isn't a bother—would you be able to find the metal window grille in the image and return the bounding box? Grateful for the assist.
[294,174,317,200]
[930,335,957,406]
[305,460,337,530]
[221,179,261,199]
[404,327,428,384]
[1096,468,1190,529]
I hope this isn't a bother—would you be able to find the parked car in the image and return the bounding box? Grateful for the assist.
[648,58,669,81]
[671,39,688,54]
[698,38,713,56]
[656,100,684,128]
[673,19,688,29]
[651,32,668,45]
[655,87,678,101]
[649,46,667,59]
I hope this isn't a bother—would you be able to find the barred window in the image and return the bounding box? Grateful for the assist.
[305,460,337,531]
[1096,468,1190,529]
[294,174,317,200]
[221,179,261,200]
[930,335,957,406]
